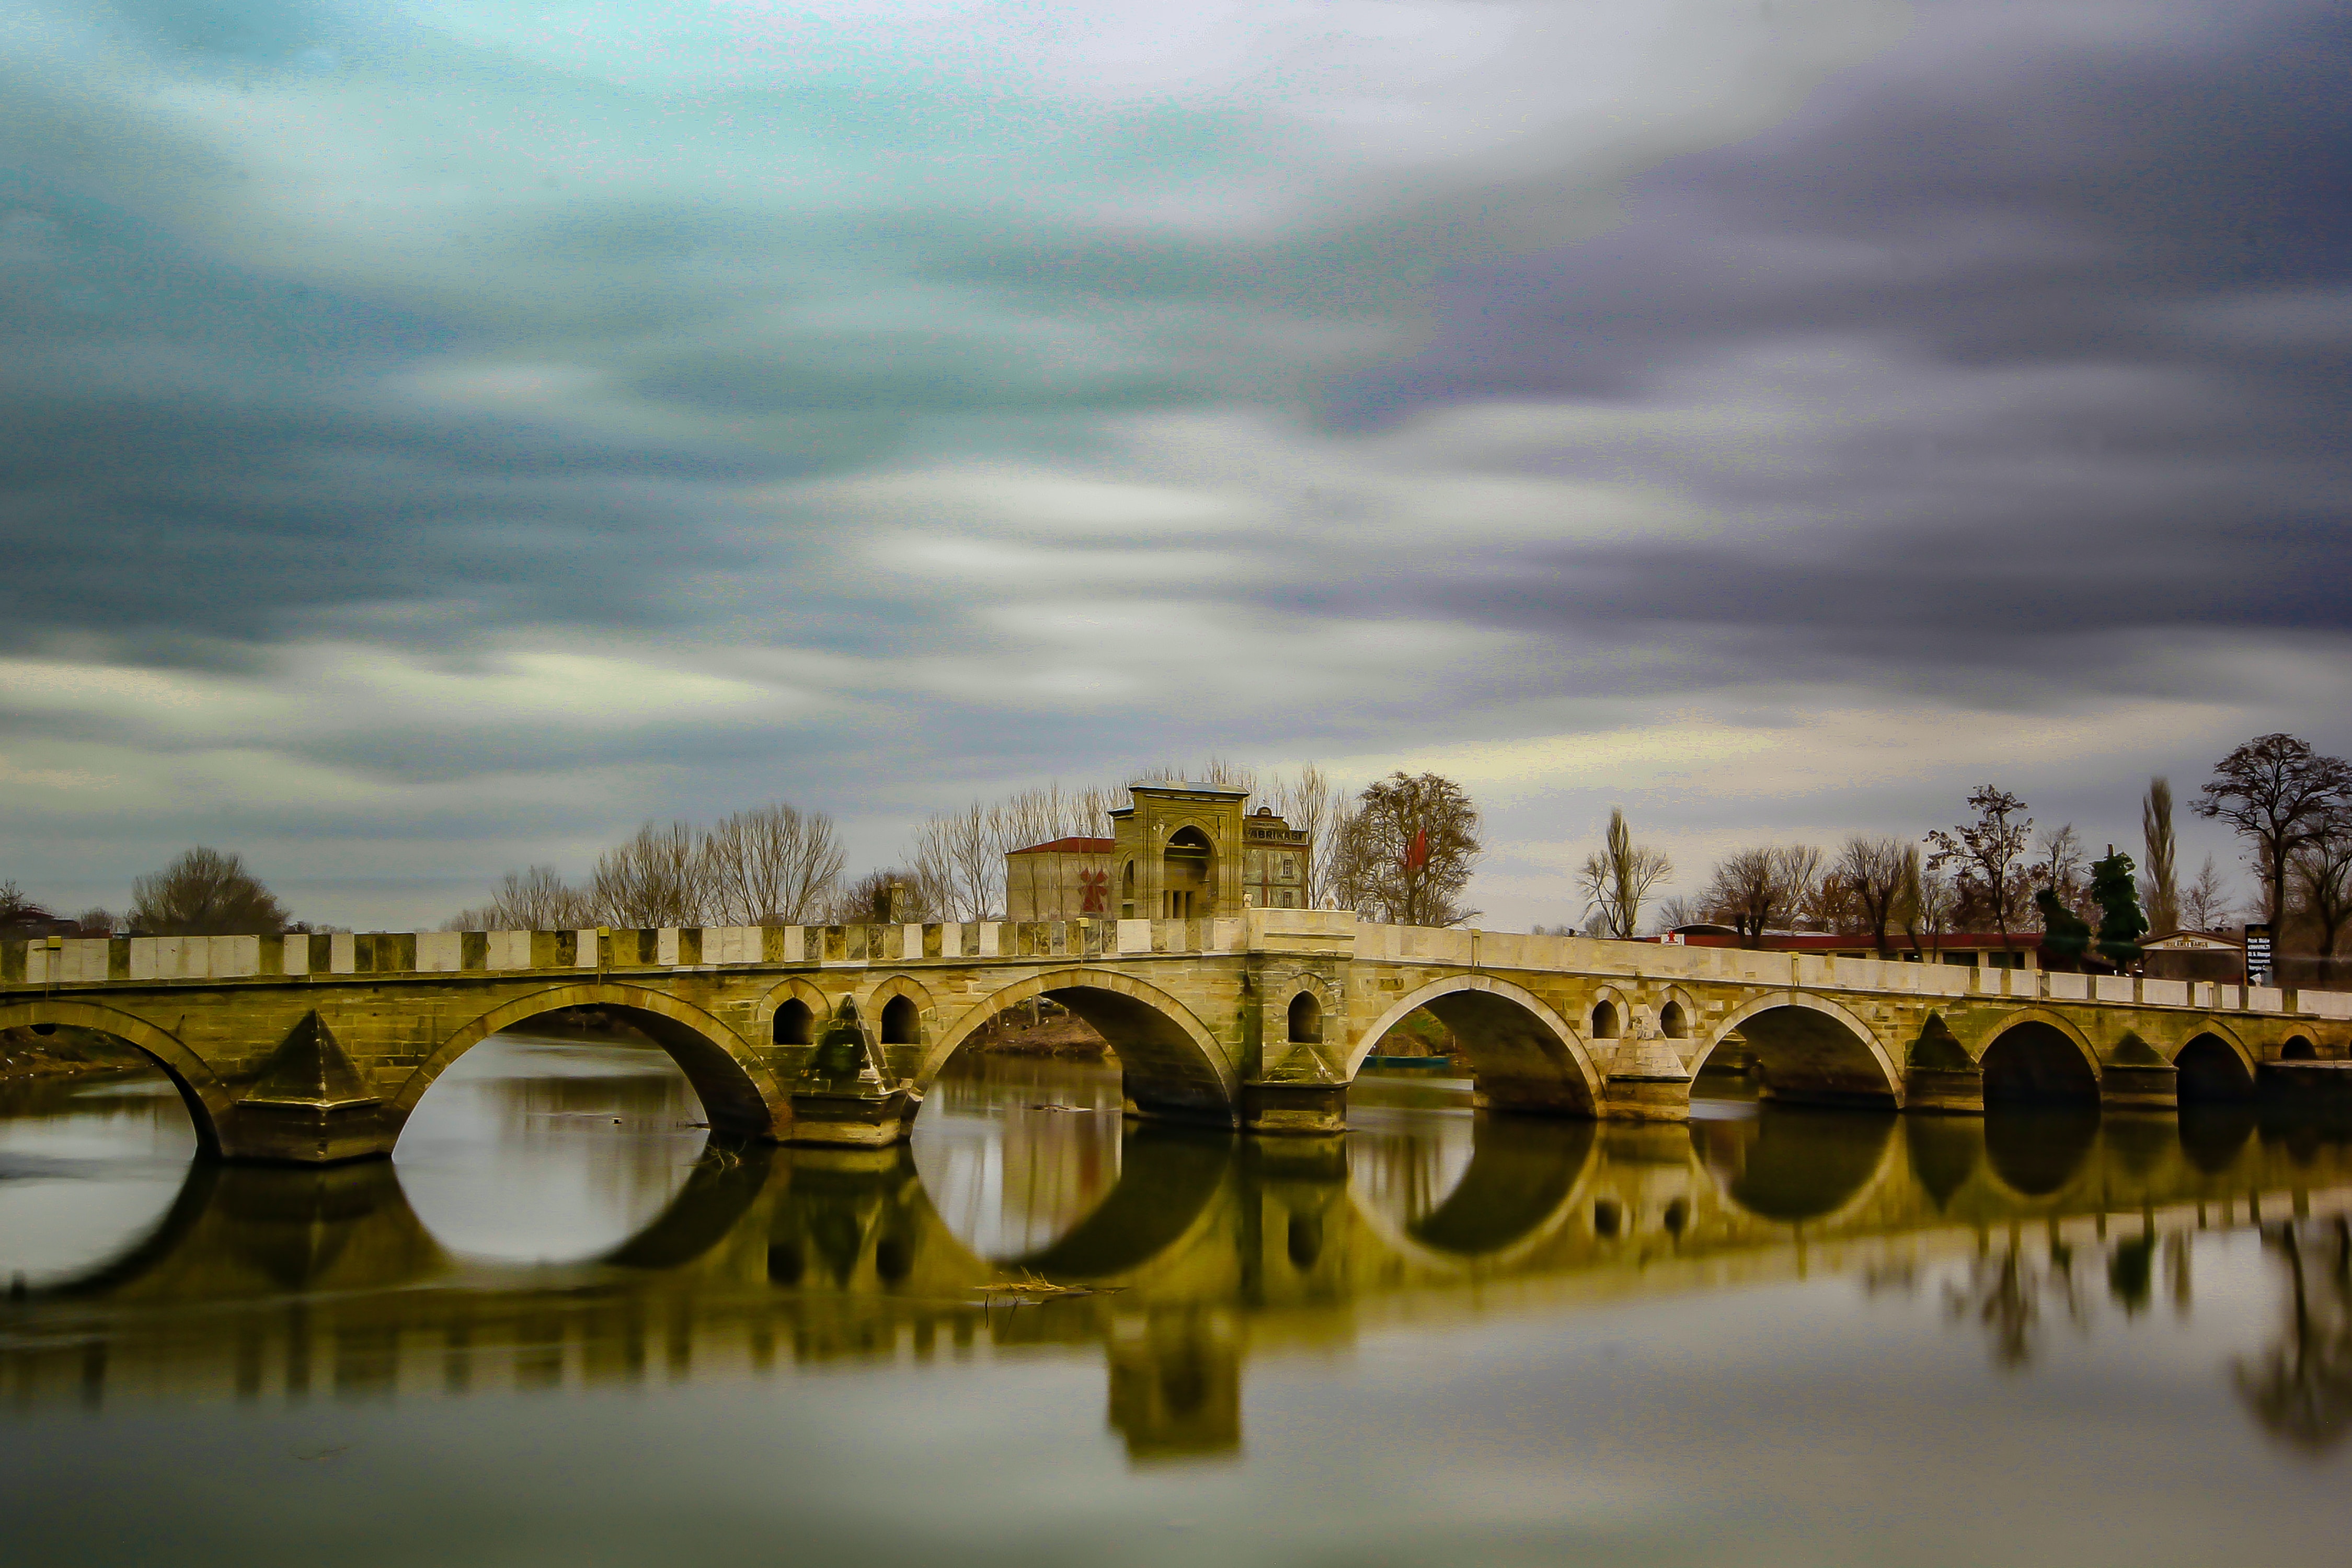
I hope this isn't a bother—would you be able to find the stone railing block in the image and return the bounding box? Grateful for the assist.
[2045,971,2089,1000]
[2248,986,2284,1012]
[2093,975,2133,1004]
[2141,978,2189,1008]
[416,931,464,973]
[2308,989,2352,1019]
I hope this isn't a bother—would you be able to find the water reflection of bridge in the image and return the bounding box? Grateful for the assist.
[10,1111,2352,1459]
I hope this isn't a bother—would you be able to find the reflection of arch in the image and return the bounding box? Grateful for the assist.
[2175,1032,2256,1103]
[924,967,1237,1122]
[1696,1106,1898,1223]
[1699,994,1902,1109]
[1980,1014,2101,1104]
[1016,1127,1236,1279]
[1405,1119,1597,1259]
[1347,975,1600,1114]
[392,983,785,1141]
[1982,1107,2099,1197]
[32,1159,449,1304]
[604,1144,777,1271]
[0,999,230,1157]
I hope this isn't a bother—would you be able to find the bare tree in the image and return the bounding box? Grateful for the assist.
[1837,835,1908,955]
[1702,845,1819,948]
[705,802,845,925]
[2028,824,2090,919]
[591,822,710,928]
[826,868,941,925]
[2291,811,2352,988]
[1926,787,2033,955]
[2179,855,2235,931]
[1330,772,1481,926]
[1652,894,1708,932]
[130,848,291,936]
[2142,777,2180,936]
[2194,733,2352,926]
[1576,808,1672,939]
[456,864,600,929]
[1263,763,1346,908]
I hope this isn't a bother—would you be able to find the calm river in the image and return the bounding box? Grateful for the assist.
[5,1032,2352,1566]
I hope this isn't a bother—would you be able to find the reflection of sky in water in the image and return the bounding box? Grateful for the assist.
[1347,1100,1476,1231]
[0,1074,196,1283]
[392,1031,709,1262]
[912,1059,1123,1261]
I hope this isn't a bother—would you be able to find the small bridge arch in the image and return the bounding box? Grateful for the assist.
[392,982,787,1142]
[1347,973,1600,1115]
[1700,992,1903,1110]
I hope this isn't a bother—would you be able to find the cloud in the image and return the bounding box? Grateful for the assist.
[0,0,2344,927]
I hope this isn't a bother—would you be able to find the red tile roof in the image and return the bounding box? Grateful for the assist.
[1006,836,1114,855]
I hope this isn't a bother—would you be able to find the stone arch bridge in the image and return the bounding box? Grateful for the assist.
[6,913,2347,1162]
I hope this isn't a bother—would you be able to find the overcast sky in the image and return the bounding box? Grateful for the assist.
[2,0,2345,930]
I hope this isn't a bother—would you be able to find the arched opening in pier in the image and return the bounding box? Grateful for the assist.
[392,989,778,1263]
[1694,1001,1900,1111]
[2281,1035,2317,1062]
[0,1006,212,1291]
[773,998,813,1046]
[880,995,920,1047]
[1981,1021,2099,1105]
[1287,991,1323,1045]
[2175,1033,2256,1104]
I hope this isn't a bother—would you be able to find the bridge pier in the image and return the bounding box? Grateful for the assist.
[1240,1082,1347,1136]
[1594,1035,1693,1123]
[223,1012,398,1165]
[1902,1067,1986,1115]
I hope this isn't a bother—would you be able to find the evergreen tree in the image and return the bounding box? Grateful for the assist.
[2091,847,2150,970]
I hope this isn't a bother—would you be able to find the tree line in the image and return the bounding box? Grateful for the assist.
[1581,731,2352,985]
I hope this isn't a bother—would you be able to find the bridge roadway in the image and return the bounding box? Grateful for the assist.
[7,1109,2351,1451]
[5,912,2348,1161]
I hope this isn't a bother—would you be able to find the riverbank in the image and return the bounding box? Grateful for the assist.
[0,1025,151,1087]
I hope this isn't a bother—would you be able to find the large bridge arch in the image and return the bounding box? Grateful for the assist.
[388,982,787,1142]
[0,998,233,1157]
[2172,1021,2258,1104]
[1700,993,1903,1110]
[1976,1010,2102,1105]
[923,967,1238,1126]
[1347,974,1601,1115]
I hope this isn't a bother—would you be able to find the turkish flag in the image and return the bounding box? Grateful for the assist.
[1404,828,1429,871]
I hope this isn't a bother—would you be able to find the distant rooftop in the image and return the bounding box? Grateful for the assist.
[1006,836,1114,856]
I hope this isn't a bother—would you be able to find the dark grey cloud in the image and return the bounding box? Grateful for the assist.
[1323,1,2352,682]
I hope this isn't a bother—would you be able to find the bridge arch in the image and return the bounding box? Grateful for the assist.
[0,998,232,1157]
[1978,1010,2101,1105]
[388,982,787,1142]
[1347,974,1601,1115]
[923,967,1238,1125]
[1699,993,1903,1110]
[2173,1024,2257,1103]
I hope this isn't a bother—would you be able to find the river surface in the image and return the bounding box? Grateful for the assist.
[6,1031,2352,1566]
